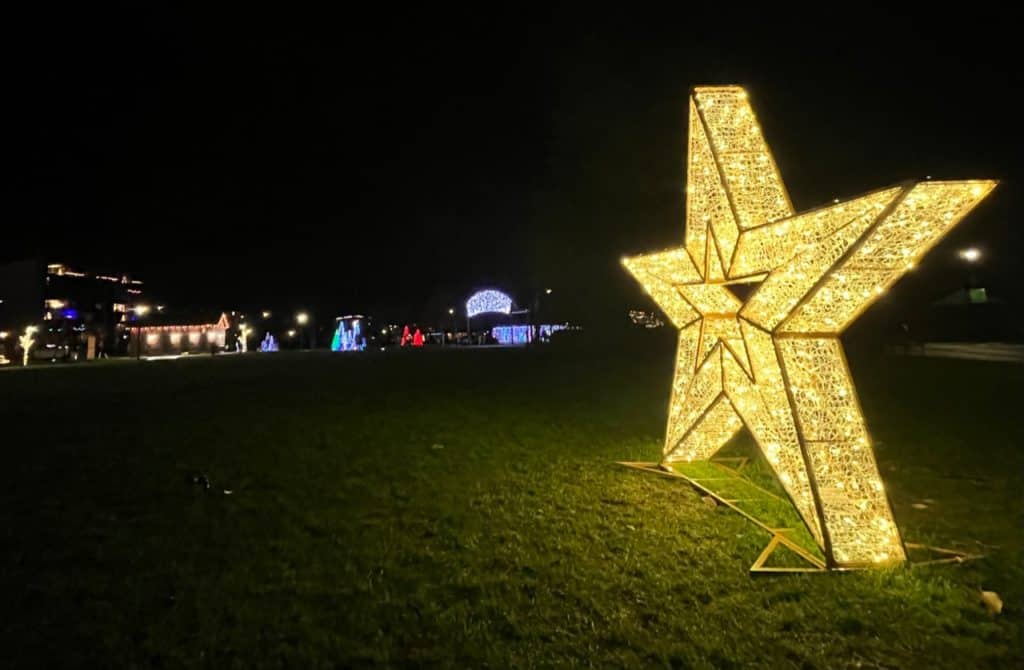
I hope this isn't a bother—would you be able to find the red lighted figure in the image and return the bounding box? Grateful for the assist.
[400,325,411,347]
[412,328,424,347]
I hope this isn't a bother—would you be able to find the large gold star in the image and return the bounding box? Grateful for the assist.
[623,86,996,568]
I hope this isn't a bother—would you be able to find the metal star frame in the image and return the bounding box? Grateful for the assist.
[622,85,996,570]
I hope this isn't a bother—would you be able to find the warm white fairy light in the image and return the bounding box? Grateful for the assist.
[19,326,38,367]
[239,324,253,353]
[623,85,996,569]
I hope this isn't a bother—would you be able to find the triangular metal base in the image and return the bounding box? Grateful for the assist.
[619,461,987,573]
[750,534,826,573]
[617,461,827,573]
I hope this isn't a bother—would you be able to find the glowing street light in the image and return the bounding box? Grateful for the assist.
[959,247,982,263]
[545,288,553,295]
[446,307,457,344]
[262,310,271,319]
[287,329,296,338]
[296,312,309,325]
[128,306,153,360]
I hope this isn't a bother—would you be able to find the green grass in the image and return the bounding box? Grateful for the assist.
[1,346,1022,668]
[669,460,824,562]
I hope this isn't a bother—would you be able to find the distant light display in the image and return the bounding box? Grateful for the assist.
[492,325,532,344]
[538,324,567,340]
[622,84,996,569]
[260,333,279,352]
[491,324,567,345]
[19,326,37,366]
[238,325,252,353]
[466,289,512,318]
[412,328,424,347]
[629,309,665,328]
[331,317,366,352]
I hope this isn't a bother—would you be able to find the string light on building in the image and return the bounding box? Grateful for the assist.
[136,314,229,356]
[622,85,996,570]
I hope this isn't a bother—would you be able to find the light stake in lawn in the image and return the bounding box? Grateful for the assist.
[238,324,253,353]
[621,85,996,571]
[19,326,38,367]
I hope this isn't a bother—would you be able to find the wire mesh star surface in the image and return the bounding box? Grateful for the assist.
[623,85,996,568]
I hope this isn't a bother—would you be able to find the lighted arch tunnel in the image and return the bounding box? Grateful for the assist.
[464,288,568,345]
[465,289,513,318]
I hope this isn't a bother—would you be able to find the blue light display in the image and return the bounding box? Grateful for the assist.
[259,333,279,352]
[331,317,366,352]
[491,325,533,344]
[490,324,568,345]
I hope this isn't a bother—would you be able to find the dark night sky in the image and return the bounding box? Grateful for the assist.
[4,5,1020,327]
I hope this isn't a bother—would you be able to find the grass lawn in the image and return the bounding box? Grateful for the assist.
[2,345,1022,668]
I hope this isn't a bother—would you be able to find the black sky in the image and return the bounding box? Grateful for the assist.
[4,5,1020,326]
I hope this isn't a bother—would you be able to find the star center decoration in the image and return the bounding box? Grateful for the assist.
[623,86,996,568]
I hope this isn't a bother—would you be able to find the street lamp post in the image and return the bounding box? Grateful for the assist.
[132,305,151,361]
[959,248,982,288]
[530,288,553,345]
[296,312,310,349]
[958,247,983,341]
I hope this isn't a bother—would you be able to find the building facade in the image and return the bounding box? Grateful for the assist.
[0,259,145,360]
[130,312,229,357]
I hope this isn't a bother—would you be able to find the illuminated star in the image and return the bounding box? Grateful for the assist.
[624,86,996,567]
